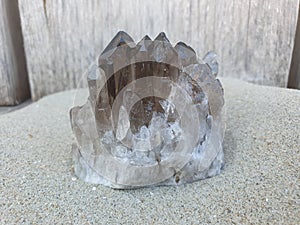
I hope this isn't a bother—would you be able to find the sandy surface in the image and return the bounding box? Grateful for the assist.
[0,100,32,115]
[0,78,299,224]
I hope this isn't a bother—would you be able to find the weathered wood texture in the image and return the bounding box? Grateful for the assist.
[18,0,299,100]
[288,4,300,89]
[0,0,30,105]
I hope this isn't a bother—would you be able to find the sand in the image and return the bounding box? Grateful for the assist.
[0,78,299,224]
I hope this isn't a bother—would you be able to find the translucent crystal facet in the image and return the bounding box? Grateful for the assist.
[70,31,225,189]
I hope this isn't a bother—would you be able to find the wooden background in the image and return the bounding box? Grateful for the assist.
[0,0,300,104]
[0,0,30,105]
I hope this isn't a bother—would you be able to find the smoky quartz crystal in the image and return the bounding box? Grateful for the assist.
[70,31,225,189]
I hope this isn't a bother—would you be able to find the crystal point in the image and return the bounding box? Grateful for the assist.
[203,51,218,77]
[102,31,135,54]
[154,32,170,42]
[175,42,198,67]
[135,35,152,53]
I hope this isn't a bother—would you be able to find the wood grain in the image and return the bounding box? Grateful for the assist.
[0,0,30,105]
[18,0,299,100]
[288,4,300,89]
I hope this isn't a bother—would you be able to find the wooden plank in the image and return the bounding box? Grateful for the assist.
[18,0,299,100]
[0,0,30,105]
[288,3,300,89]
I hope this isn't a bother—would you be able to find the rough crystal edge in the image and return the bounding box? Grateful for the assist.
[73,143,224,189]
[98,31,219,75]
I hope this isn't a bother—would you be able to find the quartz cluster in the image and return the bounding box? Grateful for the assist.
[70,31,225,189]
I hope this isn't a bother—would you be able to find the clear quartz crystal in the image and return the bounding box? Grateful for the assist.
[70,31,225,189]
